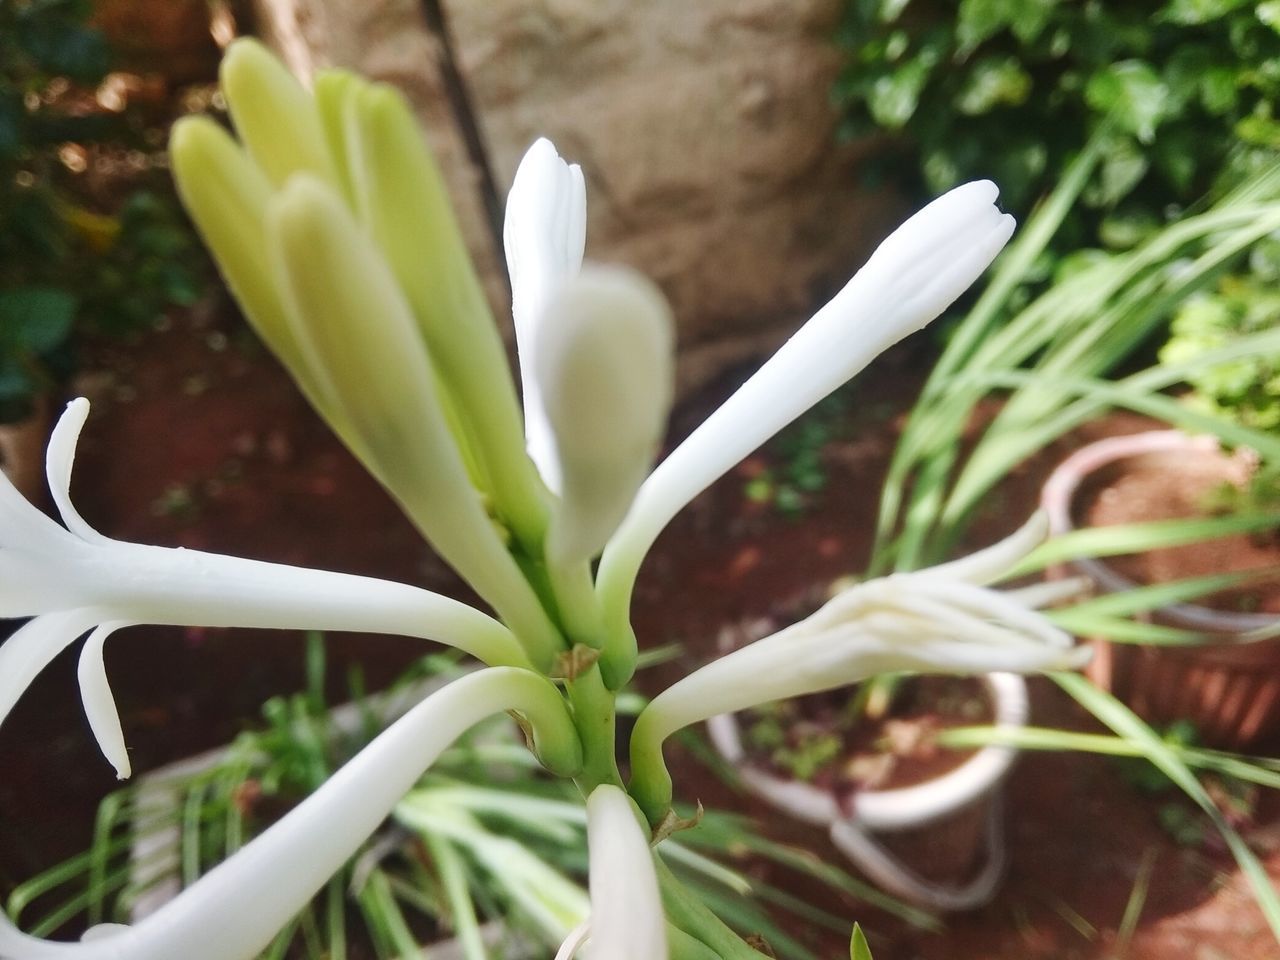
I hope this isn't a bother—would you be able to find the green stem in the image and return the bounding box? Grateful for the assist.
[548,558,606,648]
[628,708,674,826]
[567,665,624,793]
[656,858,769,960]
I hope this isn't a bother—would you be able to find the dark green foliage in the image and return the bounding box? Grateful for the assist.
[0,0,205,422]
[834,0,1280,242]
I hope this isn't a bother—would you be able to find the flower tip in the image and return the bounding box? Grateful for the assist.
[270,172,340,237]
[962,178,1000,203]
[220,36,277,84]
[169,115,232,174]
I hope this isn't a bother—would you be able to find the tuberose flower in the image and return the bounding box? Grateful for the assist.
[0,38,1068,959]
[0,399,533,779]
[594,178,1017,687]
[628,512,1090,823]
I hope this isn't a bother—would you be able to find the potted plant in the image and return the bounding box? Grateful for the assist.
[11,638,891,959]
[1038,257,1280,749]
[704,598,1031,912]
[1042,427,1280,748]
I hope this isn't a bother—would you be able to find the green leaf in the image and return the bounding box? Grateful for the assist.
[879,0,913,22]
[1086,61,1169,143]
[955,56,1032,114]
[1013,512,1280,576]
[1260,1,1280,33]
[1162,0,1252,25]
[868,55,934,128]
[956,0,1057,51]
[0,287,77,354]
[850,923,874,960]
[1056,673,1280,944]
[1087,136,1149,208]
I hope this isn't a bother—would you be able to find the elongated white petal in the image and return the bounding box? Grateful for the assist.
[629,519,1086,821]
[77,621,135,779]
[1,401,532,670]
[0,455,79,556]
[643,616,1085,749]
[555,921,592,960]
[34,541,531,668]
[46,398,110,546]
[583,785,667,960]
[0,610,104,732]
[598,183,1015,678]
[924,510,1048,585]
[504,138,587,483]
[539,265,674,564]
[1003,576,1092,609]
[0,668,579,960]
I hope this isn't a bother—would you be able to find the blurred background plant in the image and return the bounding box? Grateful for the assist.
[0,0,206,424]
[834,0,1280,255]
[7,637,933,959]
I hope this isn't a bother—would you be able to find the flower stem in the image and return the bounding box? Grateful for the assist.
[655,858,770,959]
[567,665,624,793]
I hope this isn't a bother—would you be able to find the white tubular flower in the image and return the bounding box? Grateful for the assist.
[597,182,1016,686]
[504,137,587,486]
[537,266,675,565]
[0,668,580,960]
[0,399,533,779]
[553,785,668,960]
[629,513,1089,822]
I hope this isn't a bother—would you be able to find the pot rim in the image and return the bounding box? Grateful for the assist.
[705,672,1028,832]
[1041,429,1280,637]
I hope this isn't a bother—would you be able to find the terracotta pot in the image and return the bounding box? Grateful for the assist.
[707,672,1029,912]
[1042,430,1280,749]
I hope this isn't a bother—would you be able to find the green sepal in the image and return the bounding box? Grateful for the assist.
[265,175,563,671]
[345,81,550,552]
[220,38,336,189]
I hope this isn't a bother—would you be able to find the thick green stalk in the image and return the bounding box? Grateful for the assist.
[656,858,770,960]
[566,666,624,794]
[547,559,606,648]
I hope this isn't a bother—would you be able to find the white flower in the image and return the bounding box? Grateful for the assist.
[504,137,587,489]
[554,785,668,960]
[628,512,1090,821]
[0,399,532,778]
[536,266,675,566]
[504,142,676,573]
[0,668,579,960]
[596,180,1017,686]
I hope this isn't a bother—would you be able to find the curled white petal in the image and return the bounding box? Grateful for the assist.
[1003,575,1092,609]
[924,510,1049,585]
[583,785,667,960]
[77,621,135,779]
[0,400,530,671]
[633,521,1087,766]
[0,610,106,734]
[46,398,110,546]
[538,265,674,564]
[554,921,591,960]
[503,137,587,484]
[598,183,1015,633]
[0,668,576,960]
